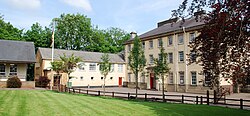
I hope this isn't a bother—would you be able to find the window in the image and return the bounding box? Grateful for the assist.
[149,55,154,64]
[0,64,5,76]
[168,53,173,63]
[191,72,197,85]
[101,77,104,80]
[189,33,196,42]
[80,76,84,80]
[179,71,184,84]
[110,77,113,80]
[110,64,114,72]
[128,73,131,82]
[168,36,173,45]
[158,54,162,61]
[179,51,184,62]
[158,38,163,47]
[89,63,96,71]
[118,64,123,72]
[128,45,131,52]
[190,52,196,62]
[169,72,173,84]
[9,64,17,75]
[91,77,94,80]
[142,42,145,49]
[178,34,184,44]
[204,72,211,86]
[149,40,153,49]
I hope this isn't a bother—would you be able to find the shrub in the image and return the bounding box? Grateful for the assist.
[35,76,51,88]
[7,76,22,88]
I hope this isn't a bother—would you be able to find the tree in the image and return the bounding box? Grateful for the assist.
[173,0,250,97]
[50,61,64,89]
[99,53,111,96]
[153,45,170,102]
[52,13,93,50]
[59,53,82,82]
[0,15,23,41]
[128,36,146,98]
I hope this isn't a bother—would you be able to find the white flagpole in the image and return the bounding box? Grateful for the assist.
[50,22,55,90]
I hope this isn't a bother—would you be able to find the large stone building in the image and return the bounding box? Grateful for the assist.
[35,47,126,88]
[124,15,232,93]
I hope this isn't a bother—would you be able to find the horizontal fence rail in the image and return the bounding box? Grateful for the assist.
[55,85,250,110]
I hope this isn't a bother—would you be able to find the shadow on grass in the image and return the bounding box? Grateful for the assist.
[51,91,250,116]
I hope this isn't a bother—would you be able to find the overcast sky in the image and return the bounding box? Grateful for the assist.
[0,0,183,35]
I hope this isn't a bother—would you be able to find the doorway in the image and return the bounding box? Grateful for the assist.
[119,77,122,87]
[150,73,156,89]
[53,75,61,86]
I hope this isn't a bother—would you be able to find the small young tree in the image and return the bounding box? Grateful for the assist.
[128,36,146,98]
[99,53,111,96]
[59,53,82,83]
[153,45,170,102]
[51,61,64,89]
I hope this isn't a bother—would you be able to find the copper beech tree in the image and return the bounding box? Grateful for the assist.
[173,0,250,96]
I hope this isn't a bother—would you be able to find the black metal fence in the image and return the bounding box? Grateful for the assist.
[58,87,250,110]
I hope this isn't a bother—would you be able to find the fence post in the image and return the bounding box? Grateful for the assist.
[128,93,130,100]
[207,90,209,105]
[87,90,88,95]
[200,96,203,105]
[79,89,81,94]
[73,88,75,93]
[98,91,100,96]
[214,90,216,104]
[112,92,114,98]
[196,96,198,104]
[240,99,243,109]
[182,95,184,103]
[145,93,147,101]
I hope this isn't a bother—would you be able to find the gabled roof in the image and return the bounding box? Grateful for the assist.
[0,39,36,63]
[125,16,204,44]
[38,47,125,64]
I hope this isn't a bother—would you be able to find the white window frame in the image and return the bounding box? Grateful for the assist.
[169,72,173,84]
[179,71,184,85]
[0,64,5,76]
[110,64,114,72]
[158,38,163,47]
[78,62,85,71]
[189,33,196,43]
[178,34,184,45]
[149,40,153,49]
[89,63,96,71]
[142,42,145,49]
[191,71,197,85]
[168,52,173,63]
[9,64,17,76]
[118,64,123,73]
[168,36,173,46]
[179,51,184,62]
[149,55,154,64]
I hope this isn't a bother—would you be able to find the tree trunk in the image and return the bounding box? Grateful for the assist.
[214,73,220,103]
[104,75,106,96]
[135,71,138,98]
[162,75,165,102]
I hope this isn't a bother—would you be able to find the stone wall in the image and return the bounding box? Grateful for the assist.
[0,81,35,88]
[127,82,147,89]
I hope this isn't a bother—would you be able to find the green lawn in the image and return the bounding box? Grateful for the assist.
[0,90,249,116]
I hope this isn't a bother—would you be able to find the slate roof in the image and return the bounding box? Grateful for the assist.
[0,39,36,63]
[38,47,125,63]
[125,16,204,44]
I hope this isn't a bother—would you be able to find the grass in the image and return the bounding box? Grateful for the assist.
[0,90,249,116]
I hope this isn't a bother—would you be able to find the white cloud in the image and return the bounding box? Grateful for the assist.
[61,0,92,12]
[4,0,41,10]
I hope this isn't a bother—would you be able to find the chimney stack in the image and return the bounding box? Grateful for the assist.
[130,32,137,39]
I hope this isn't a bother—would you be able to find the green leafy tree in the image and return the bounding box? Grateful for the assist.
[99,53,111,96]
[128,36,146,98]
[53,13,93,50]
[153,45,170,102]
[51,61,64,75]
[0,15,23,41]
[59,53,82,82]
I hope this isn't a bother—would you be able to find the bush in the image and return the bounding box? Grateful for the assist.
[7,76,22,88]
[35,76,50,88]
